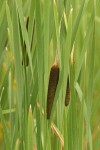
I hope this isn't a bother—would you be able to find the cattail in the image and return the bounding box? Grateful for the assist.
[65,76,70,106]
[47,58,59,119]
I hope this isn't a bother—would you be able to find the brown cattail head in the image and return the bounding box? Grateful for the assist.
[65,76,70,106]
[46,60,59,119]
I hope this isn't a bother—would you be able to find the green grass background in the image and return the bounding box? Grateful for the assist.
[0,0,100,149]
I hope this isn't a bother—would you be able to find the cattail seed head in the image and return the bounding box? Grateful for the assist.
[46,61,59,119]
[65,76,70,106]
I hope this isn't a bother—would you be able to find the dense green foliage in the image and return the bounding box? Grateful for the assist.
[0,0,100,149]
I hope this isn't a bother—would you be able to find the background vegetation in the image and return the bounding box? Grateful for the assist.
[0,0,100,149]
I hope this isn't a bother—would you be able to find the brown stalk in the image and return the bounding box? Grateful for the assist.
[65,76,70,106]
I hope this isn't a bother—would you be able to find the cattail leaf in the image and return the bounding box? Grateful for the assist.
[35,0,43,149]
[27,105,34,150]
[71,0,85,48]
[0,0,6,26]
[12,1,23,123]
[75,9,94,81]
[14,139,20,150]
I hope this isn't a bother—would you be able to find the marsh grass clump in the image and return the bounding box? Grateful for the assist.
[0,0,98,149]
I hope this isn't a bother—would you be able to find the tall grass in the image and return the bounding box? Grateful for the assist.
[0,0,99,149]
